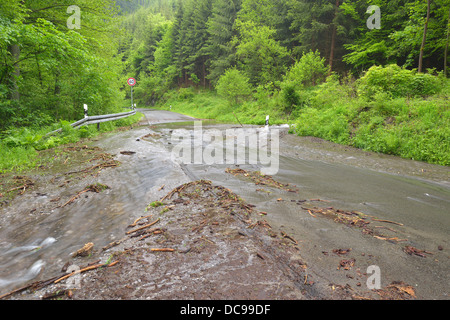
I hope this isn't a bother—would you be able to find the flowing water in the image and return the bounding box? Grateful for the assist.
[0,109,448,299]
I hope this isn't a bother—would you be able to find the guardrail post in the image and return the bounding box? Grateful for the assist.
[84,104,88,118]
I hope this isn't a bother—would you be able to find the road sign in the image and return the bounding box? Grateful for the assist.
[127,77,136,86]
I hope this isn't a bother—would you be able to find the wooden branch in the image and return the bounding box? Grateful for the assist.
[281,231,298,244]
[54,260,119,284]
[127,214,152,228]
[150,248,174,252]
[0,260,119,300]
[126,218,160,235]
[59,189,90,208]
[372,218,403,226]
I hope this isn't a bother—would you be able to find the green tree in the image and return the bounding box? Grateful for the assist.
[215,67,252,105]
[283,50,329,87]
[206,0,241,85]
[0,0,123,129]
[234,20,290,85]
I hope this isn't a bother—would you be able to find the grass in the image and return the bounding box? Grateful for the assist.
[0,112,143,173]
[161,87,287,125]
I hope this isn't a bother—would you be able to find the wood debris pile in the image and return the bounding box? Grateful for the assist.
[301,205,408,243]
[375,281,416,299]
[2,175,34,196]
[225,168,298,192]
[58,183,110,208]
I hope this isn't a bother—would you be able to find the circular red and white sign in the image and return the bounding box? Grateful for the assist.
[127,77,136,86]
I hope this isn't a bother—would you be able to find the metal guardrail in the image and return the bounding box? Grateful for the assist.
[44,108,136,137]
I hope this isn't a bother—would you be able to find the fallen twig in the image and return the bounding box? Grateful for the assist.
[138,228,163,241]
[0,260,119,300]
[307,210,316,218]
[150,248,174,252]
[126,218,160,235]
[127,214,152,228]
[59,183,109,208]
[403,246,432,257]
[372,218,403,226]
[54,260,119,284]
[281,231,298,244]
[373,236,408,242]
[102,237,127,251]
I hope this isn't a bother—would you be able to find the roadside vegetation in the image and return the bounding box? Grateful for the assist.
[160,62,449,166]
[0,113,143,173]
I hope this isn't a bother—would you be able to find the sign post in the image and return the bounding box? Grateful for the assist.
[127,77,136,109]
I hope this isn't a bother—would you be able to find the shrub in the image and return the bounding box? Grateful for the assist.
[177,87,195,101]
[215,67,252,105]
[284,50,329,88]
[357,64,441,98]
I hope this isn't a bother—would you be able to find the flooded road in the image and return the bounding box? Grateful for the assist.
[0,109,448,299]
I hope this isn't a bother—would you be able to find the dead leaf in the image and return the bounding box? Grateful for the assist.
[387,281,416,298]
[332,248,351,255]
[338,258,355,270]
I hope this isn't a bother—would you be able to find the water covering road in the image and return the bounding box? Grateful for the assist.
[0,108,448,299]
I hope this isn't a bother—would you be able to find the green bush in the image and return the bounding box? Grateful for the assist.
[357,64,442,98]
[294,105,350,144]
[284,50,329,88]
[177,87,195,101]
[215,67,252,105]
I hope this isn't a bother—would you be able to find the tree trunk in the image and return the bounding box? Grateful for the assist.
[445,7,450,77]
[9,44,20,101]
[329,0,340,74]
[418,0,431,73]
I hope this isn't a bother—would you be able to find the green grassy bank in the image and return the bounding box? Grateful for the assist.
[0,112,143,173]
[158,73,449,167]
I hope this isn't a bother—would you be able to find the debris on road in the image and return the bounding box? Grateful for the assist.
[59,183,110,208]
[225,168,298,192]
[403,246,433,258]
[72,242,94,258]
[120,151,136,155]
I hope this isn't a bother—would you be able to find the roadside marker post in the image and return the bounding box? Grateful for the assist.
[127,77,136,109]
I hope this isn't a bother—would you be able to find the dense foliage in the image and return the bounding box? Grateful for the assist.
[0,0,128,130]
[119,0,449,102]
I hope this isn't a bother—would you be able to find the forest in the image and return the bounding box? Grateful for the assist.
[0,0,449,170]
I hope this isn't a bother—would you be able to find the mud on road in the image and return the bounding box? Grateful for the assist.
[2,173,417,300]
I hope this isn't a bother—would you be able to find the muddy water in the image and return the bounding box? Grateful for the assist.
[0,110,195,296]
[0,109,448,299]
[152,118,450,299]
